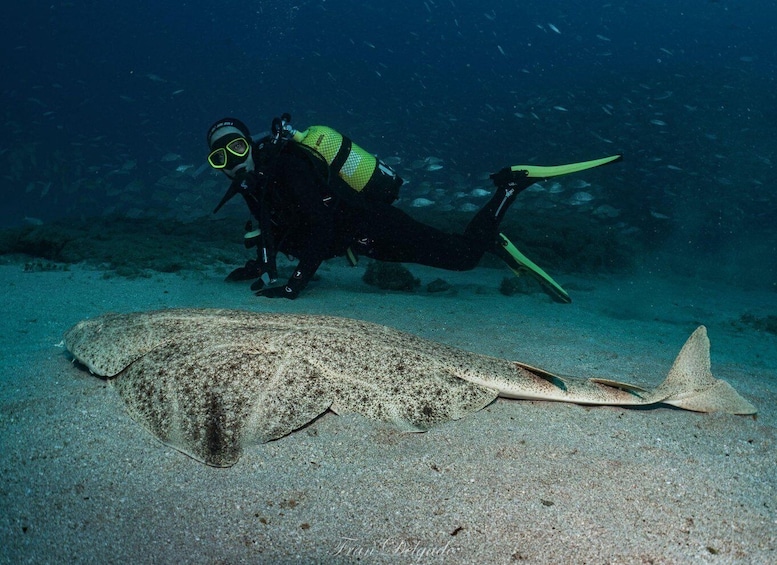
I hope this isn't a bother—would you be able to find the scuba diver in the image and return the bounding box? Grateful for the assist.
[206,114,621,303]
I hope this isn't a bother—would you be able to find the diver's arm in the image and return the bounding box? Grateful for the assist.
[256,159,334,299]
[235,173,280,282]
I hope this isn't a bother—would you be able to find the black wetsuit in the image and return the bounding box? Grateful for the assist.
[238,141,516,298]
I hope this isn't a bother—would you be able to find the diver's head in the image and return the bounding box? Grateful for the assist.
[206,117,255,179]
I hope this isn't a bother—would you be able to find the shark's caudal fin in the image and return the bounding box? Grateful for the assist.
[650,326,756,415]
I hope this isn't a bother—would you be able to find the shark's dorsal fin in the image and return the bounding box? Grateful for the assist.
[513,361,568,391]
[589,378,649,394]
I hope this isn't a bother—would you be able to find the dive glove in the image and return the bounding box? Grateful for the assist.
[255,284,298,300]
[255,267,306,299]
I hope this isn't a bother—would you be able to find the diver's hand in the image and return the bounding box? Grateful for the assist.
[225,260,263,282]
[255,284,298,300]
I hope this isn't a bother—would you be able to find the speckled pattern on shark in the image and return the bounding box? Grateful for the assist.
[64,308,756,467]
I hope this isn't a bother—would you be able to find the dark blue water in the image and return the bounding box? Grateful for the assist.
[2,1,775,287]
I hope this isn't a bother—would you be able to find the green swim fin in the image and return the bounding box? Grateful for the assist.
[510,154,622,180]
[345,247,359,267]
[495,233,571,304]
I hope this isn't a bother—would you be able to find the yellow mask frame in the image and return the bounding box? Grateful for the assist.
[208,137,250,169]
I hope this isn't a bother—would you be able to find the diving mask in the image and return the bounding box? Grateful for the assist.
[208,137,251,169]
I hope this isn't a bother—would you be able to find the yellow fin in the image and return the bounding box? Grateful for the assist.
[511,154,622,179]
[498,234,571,303]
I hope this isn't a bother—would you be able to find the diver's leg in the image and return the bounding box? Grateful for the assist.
[357,207,484,271]
[464,169,534,245]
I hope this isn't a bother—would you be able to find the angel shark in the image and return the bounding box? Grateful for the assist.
[64,308,756,467]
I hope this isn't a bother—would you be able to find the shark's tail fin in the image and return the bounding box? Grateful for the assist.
[650,326,756,415]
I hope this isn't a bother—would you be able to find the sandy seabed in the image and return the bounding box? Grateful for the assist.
[1,259,775,564]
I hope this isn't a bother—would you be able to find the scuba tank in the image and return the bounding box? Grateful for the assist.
[273,113,403,204]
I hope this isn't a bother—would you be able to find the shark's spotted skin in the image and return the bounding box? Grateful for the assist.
[64,308,756,467]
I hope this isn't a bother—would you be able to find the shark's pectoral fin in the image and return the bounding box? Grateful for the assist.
[112,343,335,467]
[327,364,498,433]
